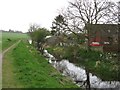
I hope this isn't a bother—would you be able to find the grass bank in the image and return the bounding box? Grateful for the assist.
[3,40,78,88]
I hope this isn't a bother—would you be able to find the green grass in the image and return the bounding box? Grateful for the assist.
[2,41,23,88]
[3,40,78,88]
[2,32,29,51]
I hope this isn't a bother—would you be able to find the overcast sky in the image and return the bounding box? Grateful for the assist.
[0,0,119,33]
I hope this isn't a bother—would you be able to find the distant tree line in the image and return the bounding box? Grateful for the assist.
[0,29,23,33]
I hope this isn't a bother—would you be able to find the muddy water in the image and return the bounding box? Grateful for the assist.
[43,50,120,89]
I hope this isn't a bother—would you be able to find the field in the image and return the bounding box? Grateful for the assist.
[2,32,29,51]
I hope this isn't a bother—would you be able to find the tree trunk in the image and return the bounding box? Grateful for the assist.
[41,47,44,55]
[37,42,40,50]
[85,68,91,90]
[39,44,44,55]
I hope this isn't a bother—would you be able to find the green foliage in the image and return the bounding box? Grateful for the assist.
[53,47,64,59]
[63,46,78,61]
[47,46,65,60]
[51,14,66,35]
[29,27,50,53]
[30,28,49,42]
[79,39,85,44]
[77,48,101,61]
[33,30,43,42]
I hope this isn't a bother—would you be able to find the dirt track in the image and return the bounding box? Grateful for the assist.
[0,40,21,89]
[1,40,21,66]
[3,40,21,55]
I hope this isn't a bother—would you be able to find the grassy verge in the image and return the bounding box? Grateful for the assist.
[3,40,78,88]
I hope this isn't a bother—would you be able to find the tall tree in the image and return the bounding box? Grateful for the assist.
[29,27,49,54]
[57,0,118,50]
[65,0,117,27]
[51,14,67,36]
[58,0,118,37]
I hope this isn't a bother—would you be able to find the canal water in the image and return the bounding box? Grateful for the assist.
[43,50,120,89]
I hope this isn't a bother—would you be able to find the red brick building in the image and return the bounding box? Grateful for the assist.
[85,24,119,52]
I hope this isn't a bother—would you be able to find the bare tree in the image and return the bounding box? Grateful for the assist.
[28,23,40,33]
[65,0,117,26]
[28,23,40,41]
[56,0,118,50]
[58,0,118,38]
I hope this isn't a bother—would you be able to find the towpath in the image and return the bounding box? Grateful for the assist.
[0,40,21,89]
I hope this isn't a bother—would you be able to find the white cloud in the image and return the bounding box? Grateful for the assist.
[0,0,119,32]
[0,0,70,32]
